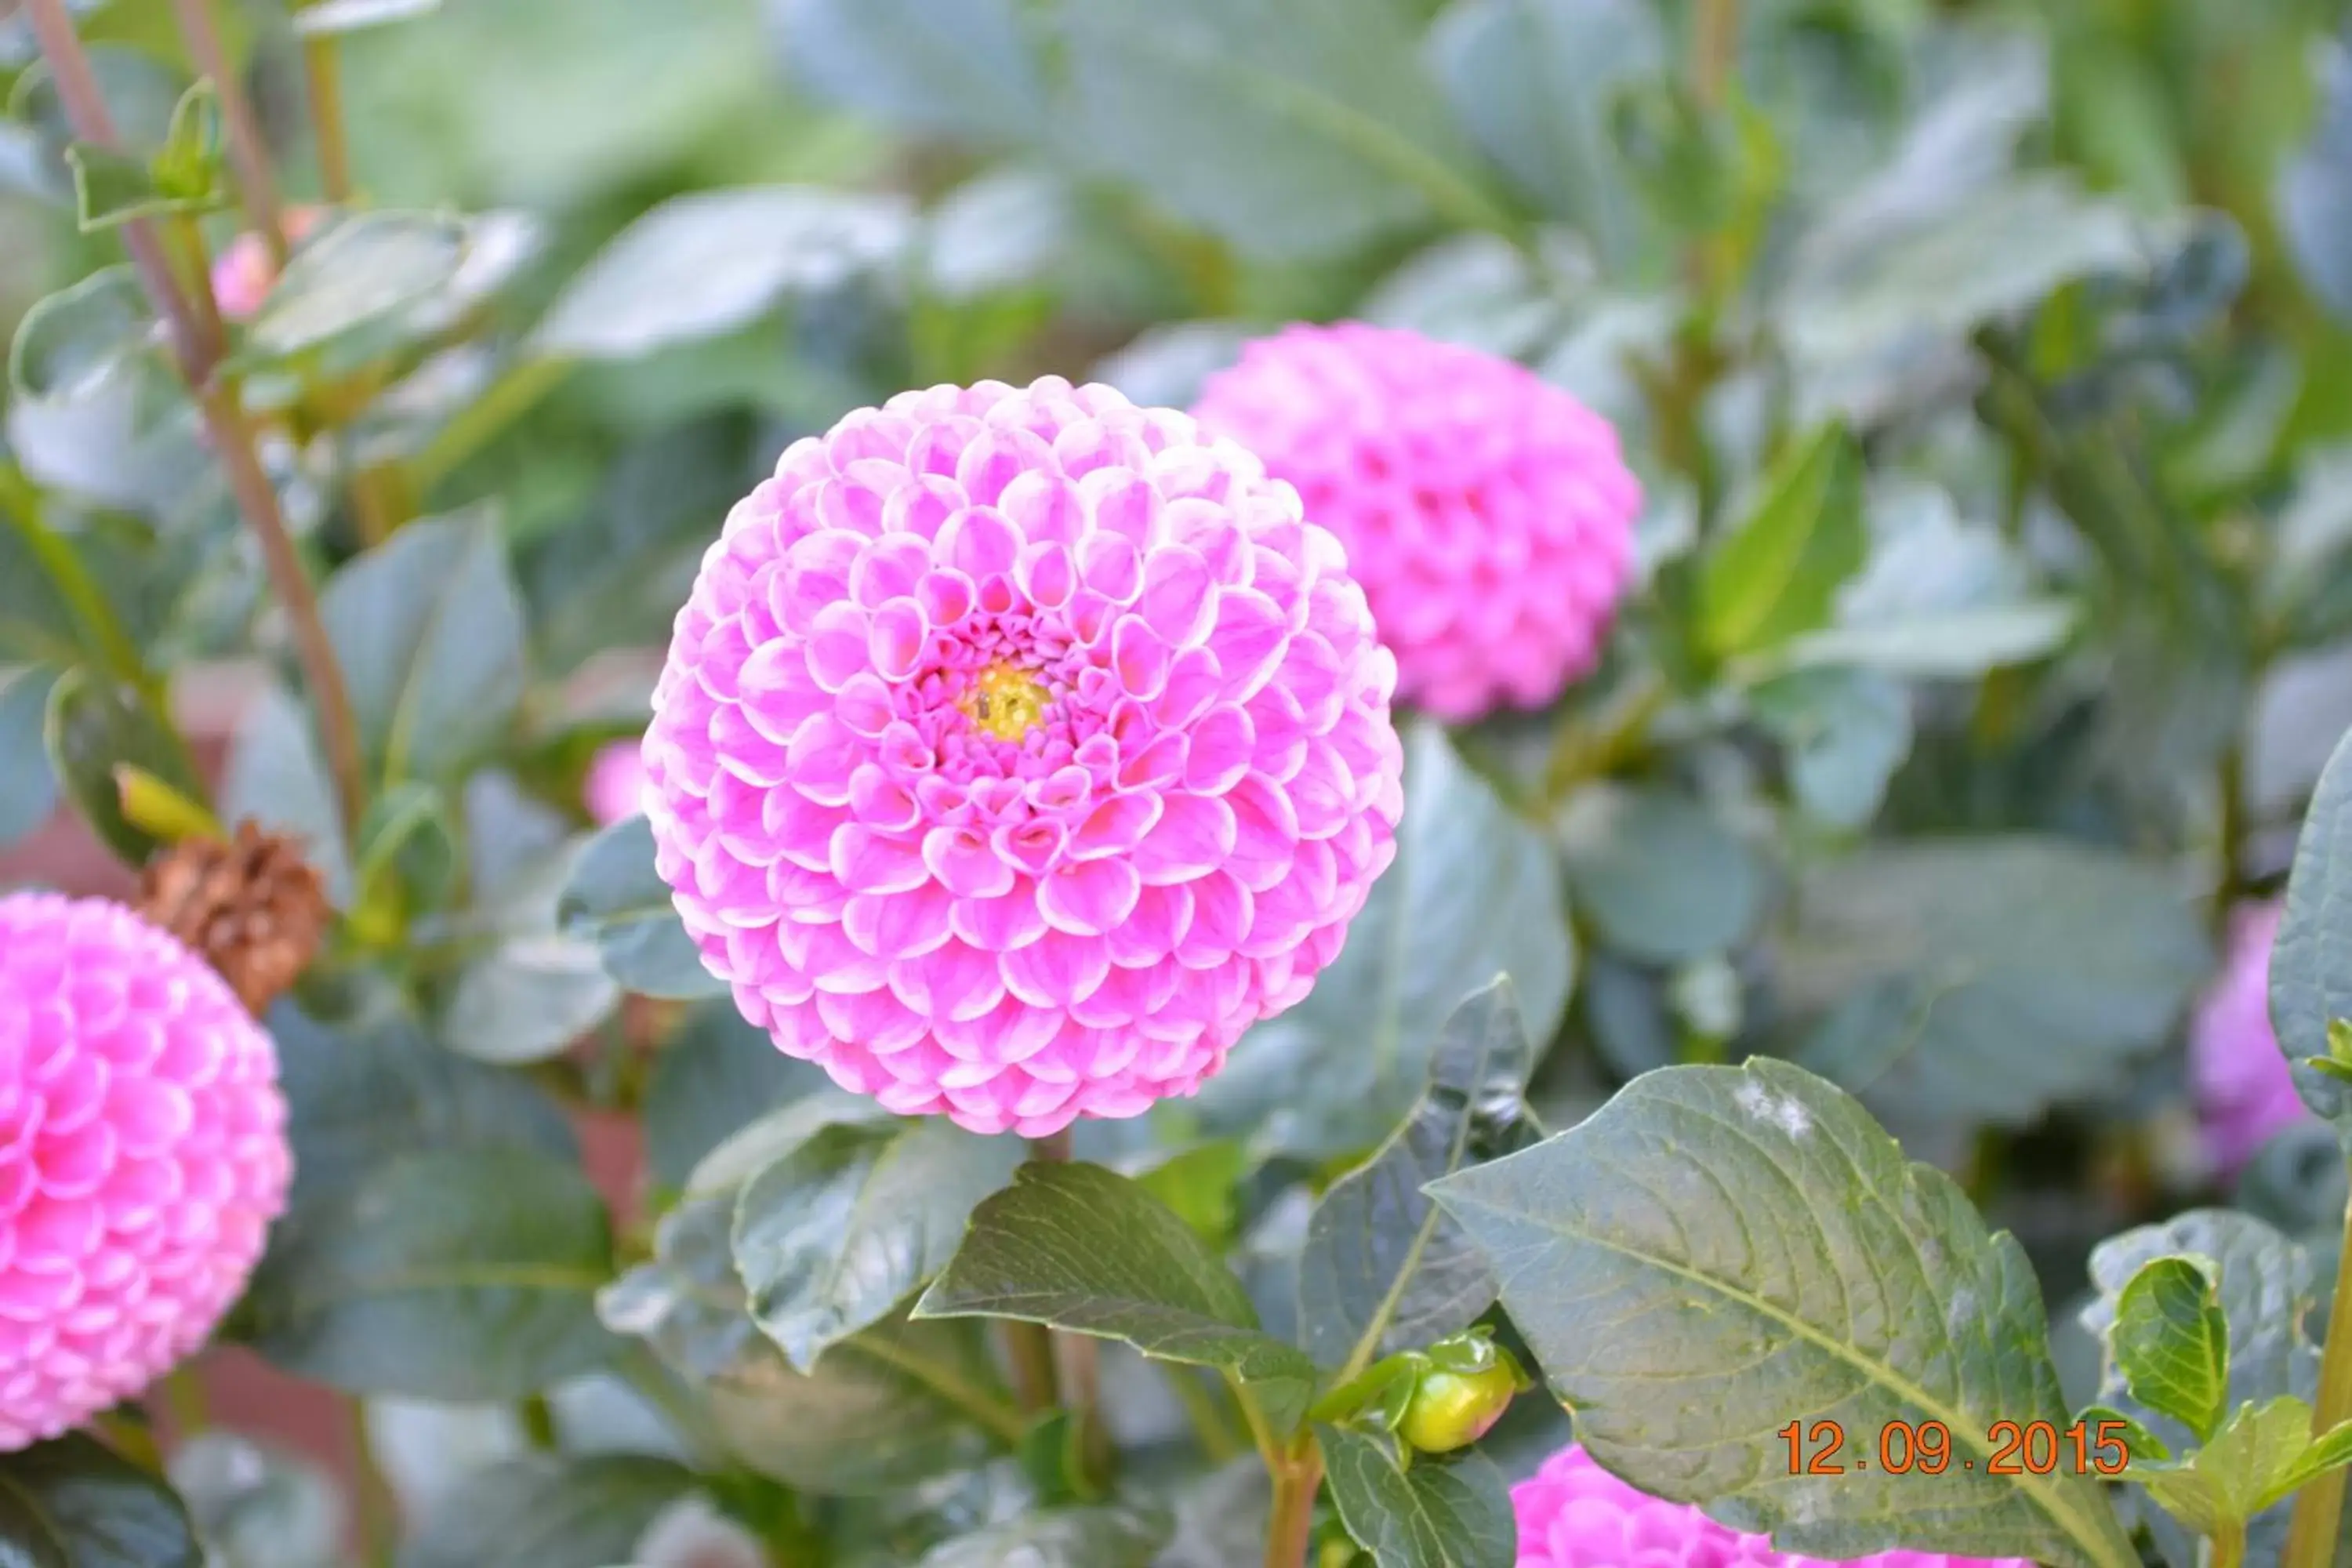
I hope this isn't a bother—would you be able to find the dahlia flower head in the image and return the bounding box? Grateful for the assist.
[1513,1446,2035,1568]
[585,737,650,828]
[1190,322,1639,722]
[644,376,1406,1137]
[2190,901,2307,1174]
[0,892,291,1451]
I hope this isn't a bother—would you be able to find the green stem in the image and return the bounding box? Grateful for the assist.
[96,1410,165,1472]
[1692,0,1741,109]
[408,356,572,495]
[2282,1197,2352,1568]
[1543,669,1670,805]
[345,1398,398,1568]
[0,465,157,690]
[302,33,352,201]
[1165,1366,1247,1465]
[1030,1129,1114,1486]
[164,0,287,263]
[162,1366,210,1441]
[520,1394,558,1451]
[2214,735,2248,940]
[1263,1439,1324,1568]
[2212,1518,2247,1568]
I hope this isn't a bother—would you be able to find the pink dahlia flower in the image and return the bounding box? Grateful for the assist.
[644,376,1406,1137]
[1190,322,1639,722]
[1513,1446,2034,1568]
[210,205,327,321]
[0,892,292,1451]
[585,738,649,827]
[2190,901,2308,1174]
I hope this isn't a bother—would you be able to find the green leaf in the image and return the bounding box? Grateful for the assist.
[2082,1211,2318,1424]
[238,1145,616,1399]
[2077,1403,2170,1465]
[1770,605,2079,680]
[64,144,180,230]
[1132,1140,1251,1244]
[8,267,156,404]
[319,507,526,785]
[910,1506,1170,1567]
[167,1432,340,1568]
[644,1001,829,1190]
[0,666,59,848]
[1783,838,2212,1124]
[1697,423,1864,659]
[601,1196,1011,1493]
[395,1454,692,1568]
[2273,726,2352,1124]
[1747,666,1912,831]
[292,0,444,36]
[1054,0,1508,260]
[1298,978,1541,1377]
[1200,723,1573,1158]
[1318,1427,1515,1568]
[1556,784,1767,964]
[239,210,466,362]
[735,1117,1022,1372]
[441,839,621,1064]
[2111,1258,2229,1443]
[1425,0,1664,274]
[915,1161,1319,1432]
[557,815,728,1000]
[0,1432,201,1568]
[1428,1058,2138,1568]
[218,681,354,905]
[42,666,201,863]
[773,0,1051,143]
[65,81,224,230]
[2132,1398,2320,1537]
[2281,43,2352,325]
[532,187,913,361]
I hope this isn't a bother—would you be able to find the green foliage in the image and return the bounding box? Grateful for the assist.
[2275,727,2352,1121]
[1319,1426,1515,1568]
[0,1433,201,1568]
[2111,1258,2230,1443]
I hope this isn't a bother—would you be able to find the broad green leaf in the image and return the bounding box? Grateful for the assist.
[0,666,58,847]
[1697,423,1864,659]
[910,1506,1169,1567]
[915,1162,1319,1432]
[1770,604,2078,679]
[735,1118,1023,1371]
[42,666,200,862]
[293,0,443,36]
[1318,1427,1515,1568]
[2281,43,2352,325]
[1747,666,1911,830]
[1133,1140,1251,1245]
[1425,0,1663,273]
[2272,1418,2352,1501]
[1783,838,2211,1124]
[0,1432,201,1568]
[2082,1212,2318,1422]
[772,0,1050,143]
[1200,723,1573,1158]
[2110,1258,2228,1443]
[239,1145,617,1399]
[2273,726,2352,1123]
[67,82,223,230]
[8,267,154,404]
[601,1196,1011,1494]
[1556,784,1766,964]
[1428,1059,2138,1568]
[558,815,728,1000]
[1298,978,1541,1376]
[395,1454,692,1568]
[533,187,913,361]
[2131,1398,2321,1537]
[219,681,354,905]
[644,1001,829,1189]
[240,211,466,362]
[2265,445,2352,650]
[442,839,620,1064]
[1054,0,1507,260]
[6,45,184,192]
[319,508,526,784]
[168,1432,341,1568]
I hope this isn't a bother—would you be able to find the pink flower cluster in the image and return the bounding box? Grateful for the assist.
[1512,1446,2035,1568]
[644,376,1405,1136]
[0,893,291,1450]
[2190,901,2310,1174]
[1192,323,1639,722]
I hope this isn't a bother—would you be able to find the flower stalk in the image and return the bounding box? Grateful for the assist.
[163,0,288,262]
[2282,1194,2352,1568]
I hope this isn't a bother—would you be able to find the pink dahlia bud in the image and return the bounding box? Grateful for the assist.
[1190,322,1639,722]
[0,892,292,1451]
[210,205,328,321]
[1512,1446,2034,1568]
[2190,901,2307,1174]
[645,376,1406,1137]
[584,738,649,827]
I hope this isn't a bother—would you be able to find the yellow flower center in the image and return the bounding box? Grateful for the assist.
[959,662,1051,742]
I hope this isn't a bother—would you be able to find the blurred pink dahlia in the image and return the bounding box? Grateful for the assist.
[0,892,291,1451]
[2190,901,2308,1174]
[644,376,1405,1137]
[210,205,326,321]
[585,738,649,827]
[1190,322,1639,722]
[1513,1446,2034,1568]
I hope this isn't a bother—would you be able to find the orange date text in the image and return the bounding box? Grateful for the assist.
[1778,1419,2132,1476]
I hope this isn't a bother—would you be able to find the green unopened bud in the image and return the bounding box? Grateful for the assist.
[1397,1361,1519,1455]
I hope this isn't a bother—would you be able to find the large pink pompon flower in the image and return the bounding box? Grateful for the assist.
[2190,901,2308,1174]
[1190,322,1639,723]
[644,376,1406,1138]
[0,892,292,1451]
[1513,1446,2035,1568]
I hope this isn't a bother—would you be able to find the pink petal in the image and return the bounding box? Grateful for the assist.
[1131,793,1238,885]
